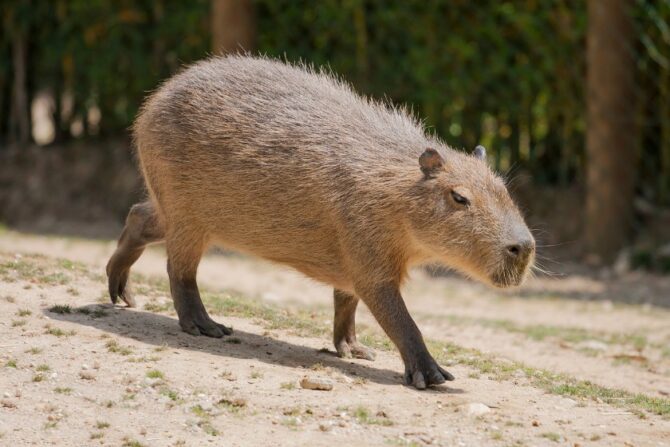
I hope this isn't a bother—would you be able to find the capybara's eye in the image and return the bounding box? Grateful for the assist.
[450,190,470,206]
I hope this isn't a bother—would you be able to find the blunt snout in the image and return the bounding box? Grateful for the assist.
[505,239,535,260]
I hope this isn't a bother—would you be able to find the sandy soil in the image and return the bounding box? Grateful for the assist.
[0,230,669,446]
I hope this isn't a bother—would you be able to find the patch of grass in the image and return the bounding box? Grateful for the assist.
[67,287,80,296]
[280,381,296,390]
[5,359,17,368]
[0,257,71,285]
[384,437,420,447]
[16,309,31,317]
[159,388,180,402]
[32,373,45,382]
[249,370,263,379]
[353,406,393,426]
[49,304,72,314]
[146,369,164,379]
[190,405,220,436]
[90,432,104,440]
[106,340,133,356]
[143,301,172,313]
[11,319,26,327]
[95,421,110,429]
[217,397,247,414]
[54,387,72,394]
[122,438,146,447]
[45,326,75,337]
[36,364,50,372]
[225,337,242,344]
[25,347,42,354]
[540,432,561,442]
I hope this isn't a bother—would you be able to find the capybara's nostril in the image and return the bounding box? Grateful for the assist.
[507,244,521,257]
[506,240,534,259]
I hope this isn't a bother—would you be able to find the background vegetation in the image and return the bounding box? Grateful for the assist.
[1,0,669,266]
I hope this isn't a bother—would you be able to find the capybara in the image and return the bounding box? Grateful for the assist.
[106,56,535,389]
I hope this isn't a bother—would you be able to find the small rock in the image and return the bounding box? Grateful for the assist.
[300,376,333,391]
[81,364,89,370]
[532,420,540,427]
[79,371,95,381]
[464,402,491,416]
[1,399,16,409]
[3,392,10,399]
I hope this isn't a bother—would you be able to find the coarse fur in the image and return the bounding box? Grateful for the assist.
[106,55,535,389]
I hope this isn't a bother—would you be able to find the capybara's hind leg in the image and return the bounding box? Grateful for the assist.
[333,289,375,360]
[166,230,232,338]
[106,201,164,307]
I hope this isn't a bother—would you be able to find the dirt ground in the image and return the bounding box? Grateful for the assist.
[0,229,669,446]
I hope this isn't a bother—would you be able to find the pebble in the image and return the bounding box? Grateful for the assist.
[300,376,333,391]
[578,340,608,352]
[464,402,491,416]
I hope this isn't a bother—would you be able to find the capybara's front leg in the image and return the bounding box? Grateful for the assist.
[166,231,232,338]
[357,282,454,389]
[333,289,375,360]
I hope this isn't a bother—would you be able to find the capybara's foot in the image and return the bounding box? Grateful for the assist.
[335,339,376,361]
[106,263,136,308]
[404,353,454,390]
[179,312,233,338]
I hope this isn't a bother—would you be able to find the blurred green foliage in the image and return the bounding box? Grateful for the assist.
[0,0,668,201]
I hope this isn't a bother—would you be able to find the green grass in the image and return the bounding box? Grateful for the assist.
[146,369,164,379]
[106,340,133,356]
[32,373,45,382]
[122,438,146,447]
[143,301,172,313]
[36,364,50,372]
[49,304,72,314]
[540,432,561,442]
[353,406,394,426]
[16,309,31,317]
[45,326,75,337]
[159,388,180,402]
[25,347,42,354]
[190,405,220,436]
[95,421,110,429]
[5,359,17,368]
[54,387,72,394]
[436,314,649,352]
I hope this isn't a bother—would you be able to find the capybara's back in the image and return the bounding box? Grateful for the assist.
[108,55,535,389]
[133,56,432,290]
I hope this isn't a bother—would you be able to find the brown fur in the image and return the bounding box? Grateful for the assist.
[106,55,534,389]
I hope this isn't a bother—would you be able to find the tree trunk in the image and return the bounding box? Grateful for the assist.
[585,0,636,263]
[9,30,31,147]
[211,0,255,55]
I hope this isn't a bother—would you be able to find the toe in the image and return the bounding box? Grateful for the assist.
[217,323,233,335]
[351,344,376,361]
[412,371,427,390]
[198,323,225,338]
[119,291,136,308]
[180,323,201,337]
[438,365,455,381]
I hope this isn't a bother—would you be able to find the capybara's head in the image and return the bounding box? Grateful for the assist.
[408,146,535,287]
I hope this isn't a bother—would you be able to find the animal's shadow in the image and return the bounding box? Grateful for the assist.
[47,304,464,394]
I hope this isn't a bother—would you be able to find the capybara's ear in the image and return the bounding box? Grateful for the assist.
[419,148,444,178]
[473,145,486,160]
